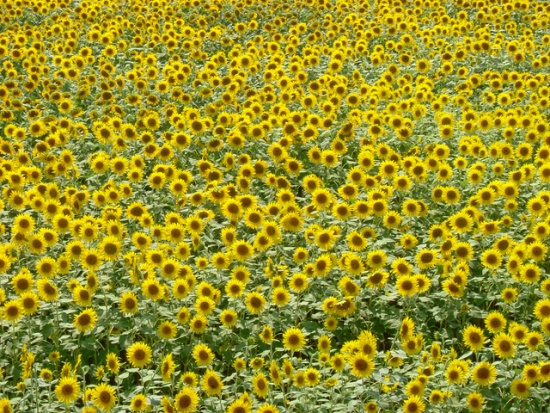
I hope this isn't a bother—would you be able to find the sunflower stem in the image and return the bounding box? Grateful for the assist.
[53,301,61,350]
[103,281,110,353]
[27,317,39,413]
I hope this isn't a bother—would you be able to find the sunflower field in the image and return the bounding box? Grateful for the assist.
[1,0,550,412]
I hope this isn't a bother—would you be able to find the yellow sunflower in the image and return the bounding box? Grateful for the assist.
[126,342,152,368]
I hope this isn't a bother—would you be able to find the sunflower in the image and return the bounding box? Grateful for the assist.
[280,212,303,232]
[262,220,282,241]
[471,361,497,386]
[463,325,485,351]
[527,240,548,261]
[445,362,466,384]
[383,210,402,229]
[12,270,33,295]
[223,279,244,299]
[68,279,87,300]
[510,379,530,398]
[493,333,516,359]
[126,201,147,220]
[195,296,216,316]
[40,368,53,382]
[37,278,59,302]
[351,199,370,218]
[466,392,485,413]
[416,249,438,270]
[508,322,529,342]
[180,371,199,388]
[132,231,152,251]
[454,242,474,262]
[245,292,266,315]
[293,370,307,388]
[65,240,85,260]
[480,249,502,270]
[257,404,279,413]
[302,175,322,195]
[289,248,308,265]
[174,386,199,413]
[35,256,57,278]
[365,270,388,289]
[540,361,550,382]
[57,255,71,275]
[161,353,176,382]
[364,401,379,413]
[252,372,269,398]
[187,216,205,235]
[315,228,338,250]
[2,300,23,323]
[242,208,264,229]
[283,328,306,351]
[289,273,309,292]
[201,370,223,396]
[126,342,152,368]
[485,311,507,333]
[119,291,139,314]
[430,343,442,362]
[55,376,80,404]
[396,276,418,297]
[221,199,243,221]
[93,383,117,412]
[404,379,425,397]
[271,287,290,306]
[522,364,540,384]
[28,233,47,254]
[142,278,164,302]
[189,314,208,334]
[158,320,178,340]
[171,249,191,268]
[130,394,148,412]
[231,240,254,261]
[349,353,375,378]
[338,274,361,296]
[20,292,40,315]
[168,278,189,299]
[345,231,367,252]
[231,357,246,372]
[519,263,540,284]
[98,236,122,261]
[303,367,319,386]
[525,331,544,350]
[312,253,333,277]
[73,308,98,333]
[540,279,550,296]
[197,282,216,300]
[366,250,387,269]
[402,395,425,413]
[399,317,415,339]
[311,188,333,211]
[192,343,214,366]
[13,213,35,234]
[415,274,432,293]
[371,199,388,217]
[227,399,252,413]
[105,353,120,375]
[449,212,474,233]
[259,325,274,344]
[80,248,103,272]
[145,249,164,267]
[534,298,550,320]
[402,333,424,355]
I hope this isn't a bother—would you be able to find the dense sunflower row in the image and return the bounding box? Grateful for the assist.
[0,0,550,412]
